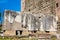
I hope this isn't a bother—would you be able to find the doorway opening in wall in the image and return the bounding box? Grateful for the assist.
[45,31,50,33]
[20,31,22,35]
[29,9,30,11]
[34,30,37,33]
[3,30,6,32]
[16,30,23,36]
[39,17,41,18]
[31,30,37,33]
[56,3,58,7]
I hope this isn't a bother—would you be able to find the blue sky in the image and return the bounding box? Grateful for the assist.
[0,0,21,24]
[0,0,21,12]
